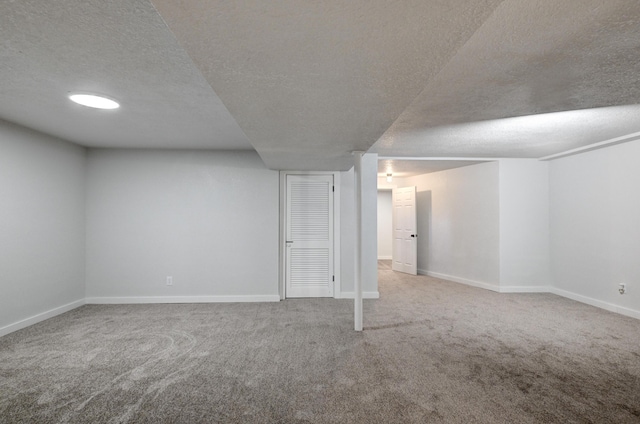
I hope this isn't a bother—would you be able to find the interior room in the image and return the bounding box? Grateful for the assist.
[1,1,639,422]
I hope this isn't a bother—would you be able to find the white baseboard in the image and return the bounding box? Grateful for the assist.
[419,269,501,292]
[85,295,281,304]
[0,299,85,338]
[377,256,392,260]
[498,286,552,293]
[549,288,640,320]
[418,269,551,294]
[418,268,639,320]
[335,291,380,299]
[5,287,636,339]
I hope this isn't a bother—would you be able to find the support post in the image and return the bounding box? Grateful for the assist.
[353,151,364,331]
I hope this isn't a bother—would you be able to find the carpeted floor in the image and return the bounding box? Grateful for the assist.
[1,262,639,423]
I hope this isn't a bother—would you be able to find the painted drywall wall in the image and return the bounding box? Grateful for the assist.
[499,159,550,290]
[402,162,500,289]
[550,140,640,317]
[377,176,397,190]
[85,150,279,301]
[377,190,392,259]
[362,153,379,295]
[340,169,355,294]
[0,120,86,335]
[339,153,379,297]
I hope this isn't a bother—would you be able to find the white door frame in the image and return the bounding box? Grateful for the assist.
[279,171,341,299]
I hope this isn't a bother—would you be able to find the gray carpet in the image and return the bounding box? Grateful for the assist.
[1,262,639,423]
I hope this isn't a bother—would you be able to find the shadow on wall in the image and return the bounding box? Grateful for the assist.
[416,190,432,273]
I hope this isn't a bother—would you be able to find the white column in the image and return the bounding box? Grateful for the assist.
[353,151,364,331]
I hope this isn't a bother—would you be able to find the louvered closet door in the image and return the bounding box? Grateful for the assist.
[286,175,334,297]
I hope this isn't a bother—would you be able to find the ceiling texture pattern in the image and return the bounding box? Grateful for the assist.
[1,1,640,171]
[149,0,504,170]
[0,0,252,150]
[372,0,640,160]
[378,159,488,179]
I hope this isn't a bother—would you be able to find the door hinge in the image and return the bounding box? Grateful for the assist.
[332,185,335,192]
[332,275,335,282]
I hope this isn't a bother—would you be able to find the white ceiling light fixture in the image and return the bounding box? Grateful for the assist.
[69,93,120,110]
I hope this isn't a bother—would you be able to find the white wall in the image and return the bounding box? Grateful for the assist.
[499,159,550,290]
[362,153,379,295]
[340,169,355,293]
[403,162,501,289]
[377,176,397,190]
[0,120,86,335]
[85,150,280,301]
[550,140,640,318]
[339,153,379,298]
[377,190,392,259]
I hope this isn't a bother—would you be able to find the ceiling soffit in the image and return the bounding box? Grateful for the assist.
[150,0,504,170]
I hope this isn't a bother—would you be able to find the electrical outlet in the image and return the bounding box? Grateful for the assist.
[618,283,626,295]
[166,276,173,286]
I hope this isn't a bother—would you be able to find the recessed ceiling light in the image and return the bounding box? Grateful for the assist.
[69,93,120,110]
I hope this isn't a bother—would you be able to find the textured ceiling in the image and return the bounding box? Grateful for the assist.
[2,1,640,169]
[378,159,488,179]
[372,0,640,158]
[150,0,503,170]
[372,104,640,158]
[0,0,251,149]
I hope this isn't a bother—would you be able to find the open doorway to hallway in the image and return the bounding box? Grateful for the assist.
[377,158,491,279]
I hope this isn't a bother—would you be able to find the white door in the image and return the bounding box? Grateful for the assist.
[286,175,334,297]
[392,186,417,275]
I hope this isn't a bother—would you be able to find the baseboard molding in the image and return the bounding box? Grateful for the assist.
[549,288,640,320]
[377,256,392,260]
[419,269,501,293]
[0,299,85,338]
[5,287,636,339]
[85,295,281,304]
[498,286,552,293]
[418,268,639,320]
[335,291,380,299]
[418,269,552,294]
